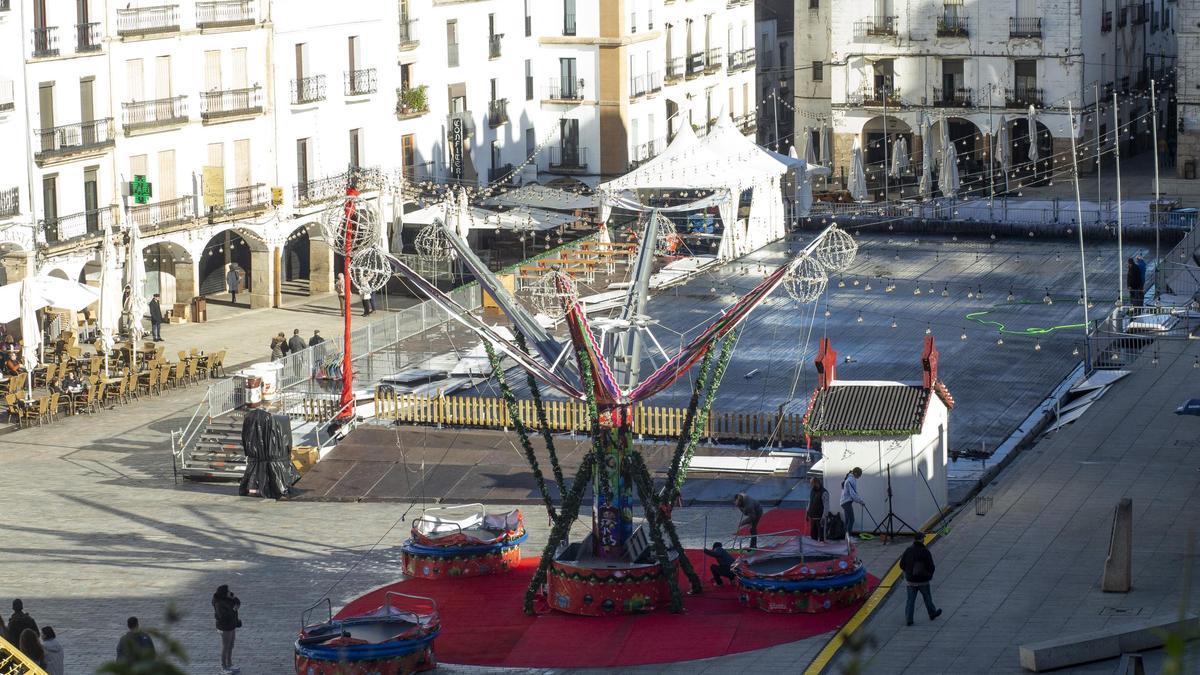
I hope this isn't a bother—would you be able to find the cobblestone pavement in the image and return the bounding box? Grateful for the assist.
[0,380,906,673]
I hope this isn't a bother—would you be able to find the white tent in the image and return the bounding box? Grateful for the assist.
[480,184,596,211]
[597,113,807,260]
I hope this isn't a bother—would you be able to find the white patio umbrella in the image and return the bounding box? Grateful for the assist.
[918,116,933,200]
[939,117,961,198]
[889,136,910,178]
[125,221,149,372]
[1026,104,1039,164]
[0,276,100,324]
[19,258,40,401]
[848,136,868,202]
[995,115,1011,192]
[96,220,123,376]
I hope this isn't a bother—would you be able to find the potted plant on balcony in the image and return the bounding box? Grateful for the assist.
[396,85,428,117]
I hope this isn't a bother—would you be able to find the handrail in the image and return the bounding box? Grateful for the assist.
[313,398,357,451]
[299,597,332,632]
[0,634,48,674]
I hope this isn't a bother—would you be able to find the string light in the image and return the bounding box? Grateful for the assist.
[856,311,864,323]
[890,316,897,329]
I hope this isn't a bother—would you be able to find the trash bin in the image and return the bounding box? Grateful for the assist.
[1185,160,1196,180]
[190,296,207,323]
[244,374,263,406]
[250,362,285,402]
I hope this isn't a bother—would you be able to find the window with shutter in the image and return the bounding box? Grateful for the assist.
[158,149,176,200]
[204,51,222,92]
[234,139,250,188]
[127,59,144,102]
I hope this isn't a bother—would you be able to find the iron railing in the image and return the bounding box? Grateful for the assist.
[130,196,194,232]
[447,42,459,67]
[32,26,58,57]
[737,110,757,132]
[932,86,973,107]
[936,15,968,37]
[76,22,102,52]
[630,75,647,98]
[196,0,255,27]
[549,145,587,171]
[705,47,723,73]
[0,187,18,218]
[0,0,10,10]
[647,71,662,93]
[34,119,115,159]
[200,85,262,119]
[1009,17,1041,37]
[854,16,896,38]
[42,205,116,245]
[345,68,376,96]
[848,86,902,107]
[488,34,502,59]
[116,4,180,36]
[487,98,508,126]
[399,17,418,49]
[666,56,685,81]
[0,79,12,111]
[1130,2,1147,25]
[547,79,582,101]
[294,167,384,206]
[740,48,756,70]
[395,86,429,117]
[1005,85,1043,107]
[292,75,326,104]
[122,96,188,132]
[686,51,705,76]
[1101,10,1113,32]
[215,183,269,216]
[402,160,437,182]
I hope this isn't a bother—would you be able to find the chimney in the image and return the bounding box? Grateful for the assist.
[815,337,837,389]
[921,335,939,388]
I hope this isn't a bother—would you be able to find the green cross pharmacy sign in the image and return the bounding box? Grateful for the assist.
[131,175,153,205]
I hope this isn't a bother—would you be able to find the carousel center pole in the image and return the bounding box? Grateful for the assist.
[339,177,360,420]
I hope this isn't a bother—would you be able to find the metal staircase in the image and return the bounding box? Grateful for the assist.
[179,410,247,480]
[0,636,46,674]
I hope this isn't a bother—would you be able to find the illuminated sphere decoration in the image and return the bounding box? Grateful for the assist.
[814,225,859,273]
[415,219,456,262]
[526,269,578,319]
[784,255,828,304]
[349,247,393,293]
[320,194,381,257]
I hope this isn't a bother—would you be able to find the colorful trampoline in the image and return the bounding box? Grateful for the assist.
[401,504,527,580]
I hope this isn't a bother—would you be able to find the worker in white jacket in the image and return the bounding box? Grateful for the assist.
[839,467,865,535]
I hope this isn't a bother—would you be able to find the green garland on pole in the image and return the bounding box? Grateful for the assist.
[677,332,738,488]
[662,347,716,503]
[514,332,567,492]
[627,451,703,598]
[484,340,558,522]
[625,453,685,613]
[523,451,595,615]
[576,348,613,505]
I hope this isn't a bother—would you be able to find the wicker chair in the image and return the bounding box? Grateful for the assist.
[44,392,61,423]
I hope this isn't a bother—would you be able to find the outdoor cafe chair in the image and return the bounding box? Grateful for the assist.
[44,393,61,423]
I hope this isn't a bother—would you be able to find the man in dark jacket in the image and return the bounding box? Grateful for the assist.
[734,493,763,548]
[308,330,324,347]
[900,534,942,626]
[116,616,155,662]
[148,294,164,342]
[703,542,736,586]
[7,599,37,646]
[287,329,306,355]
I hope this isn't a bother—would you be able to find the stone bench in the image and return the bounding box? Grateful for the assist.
[1018,613,1199,672]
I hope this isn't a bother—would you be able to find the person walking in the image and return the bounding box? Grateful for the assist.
[1127,257,1145,307]
[116,617,154,663]
[703,542,737,586]
[334,273,347,317]
[308,330,325,347]
[7,599,37,645]
[17,629,44,668]
[213,584,241,675]
[288,329,306,355]
[148,293,164,342]
[360,290,375,316]
[226,264,242,305]
[807,477,830,542]
[270,333,287,360]
[733,493,763,549]
[840,467,865,536]
[40,626,63,675]
[900,534,942,626]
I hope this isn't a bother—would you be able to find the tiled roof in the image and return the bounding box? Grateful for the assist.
[804,384,931,436]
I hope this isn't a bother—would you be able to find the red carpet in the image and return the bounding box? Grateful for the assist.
[337,549,877,668]
[737,507,811,537]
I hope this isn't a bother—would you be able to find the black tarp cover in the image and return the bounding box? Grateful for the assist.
[239,408,299,499]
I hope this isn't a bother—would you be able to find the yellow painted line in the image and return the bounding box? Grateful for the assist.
[804,533,938,675]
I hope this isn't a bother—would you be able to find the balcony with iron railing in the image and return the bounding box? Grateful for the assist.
[1005,85,1043,107]
[548,146,587,173]
[34,119,115,163]
[395,85,429,119]
[546,79,582,101]
[647,71,662,94]
[0,0,9,11]
[116,5,180,37]
[854,16,896,38]
[1130,2,1147,25]
[1118,6,1128,27]
[345,68,376,96]
[200,85,262,121]
[76,22,102,52]
[740,48,756,70]
[737,110,757,133]
[293,167,384,207]
[0,187,18,218]
[932,86,973,107]
[213,183,269,217]
[399,17,419,50]
[705,47,723,74]
[0,80,13,112]
[291,74,326,105]
[1009,17,1041,37]
[122,95,188,133]
[1102,10,1113,31]
[403,160,437,182]
[936,15,968,37]
[686,51,705,77]
[41,205,117,246]
[130,196,195,234]
[728,49,744,71]
[628,139,661,168]
[630,75,647,99]
[488,98,508,127]
[32,26,59,58]
[196,0,255,28]
[488,34,502,59]
[665,56,685,82]
[848,85,903,107]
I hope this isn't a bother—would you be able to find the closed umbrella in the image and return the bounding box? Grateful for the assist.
[918,116,933,200]
[19,257,40,401]
[939,117,960,198]
[819,122,832,165]
[995,115,1011,193]
[848,136,868,202]
[97,220,122,376]
[803,128,817,165]
[1026,104,1039,164]
[125,220,149,372]
[889,136,910,178]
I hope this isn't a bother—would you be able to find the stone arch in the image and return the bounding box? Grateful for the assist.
[47,268,70,280]
[143,241,194,308]
[1007,117,1054,186]
[929,117,986,194]
[861,115,914,199]
[281,221,326,297]
[198,226,268,307]
[0,241,31,288]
